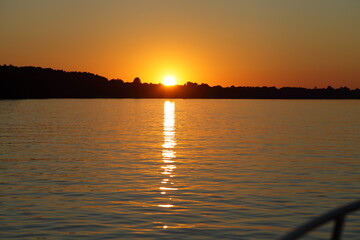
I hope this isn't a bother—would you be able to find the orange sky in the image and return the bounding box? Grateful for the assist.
[1,0,359,88]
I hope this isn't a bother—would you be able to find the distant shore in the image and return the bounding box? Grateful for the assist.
[1,65,359,99]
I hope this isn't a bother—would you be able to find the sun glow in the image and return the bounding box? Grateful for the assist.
[163,75,177,86]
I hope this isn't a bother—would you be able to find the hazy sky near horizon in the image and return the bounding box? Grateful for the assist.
[1,0,360,88]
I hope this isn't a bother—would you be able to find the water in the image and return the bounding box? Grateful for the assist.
[0,99,359,239]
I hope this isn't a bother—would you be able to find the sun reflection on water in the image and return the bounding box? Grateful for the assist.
[158,101,177,229]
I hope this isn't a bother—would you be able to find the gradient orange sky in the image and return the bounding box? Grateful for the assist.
[1,0,359,88]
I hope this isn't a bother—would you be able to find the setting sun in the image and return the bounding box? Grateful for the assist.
[163,76,177,86]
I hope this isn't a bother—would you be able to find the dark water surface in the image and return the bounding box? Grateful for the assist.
[0,99,359,239]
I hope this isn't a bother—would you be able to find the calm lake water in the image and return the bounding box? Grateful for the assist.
[0,99,359,240]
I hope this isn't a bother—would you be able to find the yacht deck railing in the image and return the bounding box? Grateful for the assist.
[278,200,360,240]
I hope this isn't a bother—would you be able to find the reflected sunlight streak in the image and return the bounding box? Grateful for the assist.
[158,101,177,229]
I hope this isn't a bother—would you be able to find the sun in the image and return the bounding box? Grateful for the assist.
[163,75,177,86]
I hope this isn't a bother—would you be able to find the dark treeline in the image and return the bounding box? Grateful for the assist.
[1,65,359,99]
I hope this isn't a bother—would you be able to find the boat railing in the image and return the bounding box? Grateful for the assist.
[278,199,360,240]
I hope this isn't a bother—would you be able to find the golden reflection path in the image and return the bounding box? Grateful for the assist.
[158,101,177,229]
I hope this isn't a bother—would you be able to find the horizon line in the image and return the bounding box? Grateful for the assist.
[2,64,359,90]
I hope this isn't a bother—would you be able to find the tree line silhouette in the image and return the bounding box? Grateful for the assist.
[1,65,359,99]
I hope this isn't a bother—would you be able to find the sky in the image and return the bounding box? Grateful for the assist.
[1,0,360,88]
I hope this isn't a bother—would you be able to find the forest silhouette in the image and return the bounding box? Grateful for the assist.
[1,65,359,99]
